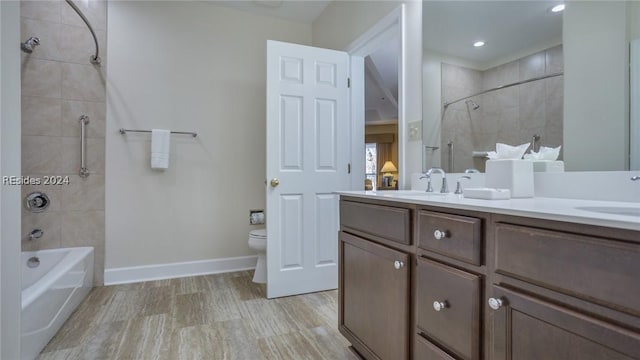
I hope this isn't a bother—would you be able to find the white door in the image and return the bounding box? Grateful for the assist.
[266,40,350,298]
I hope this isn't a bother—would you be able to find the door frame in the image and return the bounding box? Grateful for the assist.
[346,5,406,189]
[0,2,23,358]
[630,39,640,170]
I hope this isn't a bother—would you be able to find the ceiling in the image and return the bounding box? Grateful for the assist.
[211,0,331,23]
[423,1,563,69]
[365,34,399,125]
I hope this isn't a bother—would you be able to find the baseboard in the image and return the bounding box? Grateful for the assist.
[104,255,257,285]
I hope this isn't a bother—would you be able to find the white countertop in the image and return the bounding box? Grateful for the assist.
[337,190,640,232]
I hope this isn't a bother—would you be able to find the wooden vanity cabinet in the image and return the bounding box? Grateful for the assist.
[339,198,413,360]
[339,197,640,360]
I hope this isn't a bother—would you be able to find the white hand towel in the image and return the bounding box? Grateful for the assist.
[151,129,170,169]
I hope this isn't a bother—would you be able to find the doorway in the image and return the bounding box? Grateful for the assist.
[346,5,405,191]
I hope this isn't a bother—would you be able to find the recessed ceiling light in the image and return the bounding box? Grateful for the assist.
[473,41,485,48]
[551,4,565,12]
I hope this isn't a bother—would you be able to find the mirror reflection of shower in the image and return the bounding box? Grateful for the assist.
[439,46,564,173]
[465,99,480,110]
[21,37,40,53]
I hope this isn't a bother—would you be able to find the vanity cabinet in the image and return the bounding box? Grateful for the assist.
[339,199,413,360]
[339,196,640,360]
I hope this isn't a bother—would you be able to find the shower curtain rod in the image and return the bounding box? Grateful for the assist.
[443,71,563,109]
[65,0,101,65]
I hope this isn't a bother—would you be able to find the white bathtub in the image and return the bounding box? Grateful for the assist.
[21,247,94,360]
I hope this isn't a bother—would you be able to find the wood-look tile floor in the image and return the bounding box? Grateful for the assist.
[38,271,358,360]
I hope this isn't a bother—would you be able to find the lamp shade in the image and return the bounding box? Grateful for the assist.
[380,161,398,173]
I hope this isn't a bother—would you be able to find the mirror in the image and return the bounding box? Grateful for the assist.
[422,1,639,172]
[365,35,400,190]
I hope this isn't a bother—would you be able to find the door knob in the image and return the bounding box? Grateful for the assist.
[488,297,504,311]
[393,260,405,269]
[270,178,280,187]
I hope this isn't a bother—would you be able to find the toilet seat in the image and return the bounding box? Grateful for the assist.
[248,228,267,284]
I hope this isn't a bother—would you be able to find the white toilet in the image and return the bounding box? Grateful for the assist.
[248,229,267,283]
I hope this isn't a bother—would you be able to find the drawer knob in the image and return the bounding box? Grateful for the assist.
[432,300,448,312]
[433,229,449,240]
[393,260,405,270]
[488,297,504,311]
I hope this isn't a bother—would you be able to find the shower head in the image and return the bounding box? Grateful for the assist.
[21,37,40,54]
[465,99,480,110]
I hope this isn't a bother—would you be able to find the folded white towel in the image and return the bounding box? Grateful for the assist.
[151,129,170,169]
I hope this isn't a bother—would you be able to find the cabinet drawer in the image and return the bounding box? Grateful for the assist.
[416,257,481,360]
[415,334,456,360]
[418,210,482,265]
[495,223,640,315]
[340,200,411,245]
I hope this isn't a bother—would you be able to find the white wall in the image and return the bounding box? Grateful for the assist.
[313,0,422,188]
[1,1,22,358]
[564,1,629,171]
[629,1,640,40]
[106,2,312,270]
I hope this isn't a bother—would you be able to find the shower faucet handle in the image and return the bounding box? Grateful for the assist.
[632,176,640,181]
[29,229,44,241]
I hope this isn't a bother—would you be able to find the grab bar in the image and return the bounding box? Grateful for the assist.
[79,115,90,178]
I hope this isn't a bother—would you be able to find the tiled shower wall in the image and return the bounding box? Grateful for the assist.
[20,0,107,285]
[441,45,564,172]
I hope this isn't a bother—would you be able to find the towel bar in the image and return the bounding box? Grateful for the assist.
[119,128,198,138]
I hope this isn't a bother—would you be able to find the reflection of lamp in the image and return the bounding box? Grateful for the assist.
[380,161,397,187]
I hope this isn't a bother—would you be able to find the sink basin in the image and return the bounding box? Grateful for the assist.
[575,206,640,217]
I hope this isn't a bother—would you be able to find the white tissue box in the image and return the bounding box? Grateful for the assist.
[532,160,564,172]
[485,160,534,198]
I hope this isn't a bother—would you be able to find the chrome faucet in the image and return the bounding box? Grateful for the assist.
[632,176,640,181]
[426,167,448,193]
[455,176,471,194]
[419,174,434,192]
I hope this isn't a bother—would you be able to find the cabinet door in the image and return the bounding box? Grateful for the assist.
[489,286,640,360]
[340,232,410,360]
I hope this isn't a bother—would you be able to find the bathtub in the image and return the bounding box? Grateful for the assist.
[21,247,94,360]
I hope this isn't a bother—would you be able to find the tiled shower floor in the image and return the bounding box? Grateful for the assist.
[37,271,357,360]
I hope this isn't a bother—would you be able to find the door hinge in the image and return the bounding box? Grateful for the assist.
[348,163,351,174]
[347,77,351,88]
